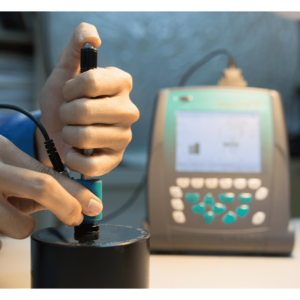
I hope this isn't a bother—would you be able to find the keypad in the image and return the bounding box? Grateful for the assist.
[191,202,205,214]
[172,211,186,224]
[219,178,233,189]
[170,177,266,226]
[191,178,204,189]
[255,187,269,200]
[176,177,190,188]
[238,193,253,204]
[203,211,214,224]
[222,211,237,224]
[236,205,250,217]
[203,193,215,205]
[248,178,262,190]
[219,193,235,204]
[252,211,266,225]
[205,178,219,189]
[233,178,247,189]
[185,193,200,203]
[171,199,184,210]
[212,203,227,214]
[169,186,183,198]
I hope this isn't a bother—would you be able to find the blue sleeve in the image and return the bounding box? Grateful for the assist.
[0,110,41,159]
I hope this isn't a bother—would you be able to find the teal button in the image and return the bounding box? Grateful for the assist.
[222,211,237,224]
[191,202,205,214]
[203,211,214,224]
[236,205,250,217]
[185,193,200,203]
[238,193,253,204]
[203,193,215,205]
[212,203,227,214]
[219,193,235,204]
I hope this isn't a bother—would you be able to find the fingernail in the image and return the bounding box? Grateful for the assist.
[88,199,103,215]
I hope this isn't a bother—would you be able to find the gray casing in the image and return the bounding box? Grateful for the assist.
[145,86,295,255]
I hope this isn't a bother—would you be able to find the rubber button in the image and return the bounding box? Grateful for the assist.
[191,202,205,214]
[171,199,184,210]
[236,205,250,217]
[212,203,227,214]
[219,193,235,204]
[191,178,204,189]
[176,177,190,188]
[238,193,253,204]
[185,193,200,203]
[169,186,183,198]
[203,193,215,205]
[255,187,269,200]
[252,211,266,225]
[172,211,186,224]
[222,211,237,224]
[203,211,214,224]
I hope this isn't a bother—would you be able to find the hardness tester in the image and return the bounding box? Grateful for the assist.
[146,58,295,255]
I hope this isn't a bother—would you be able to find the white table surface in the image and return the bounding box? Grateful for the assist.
[1,219,300,289]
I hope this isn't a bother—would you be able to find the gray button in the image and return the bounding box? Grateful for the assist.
[255,187,269,200]
[248,178,262,190]
[176,177,190,188]
[219,178,233,189]
[172,211,186,223]
[252,211,266,225]
[233,178,247,189]
[169,186,183,198]
[191,178,204,189]
[171,199,184,210]
[205,178,219,189]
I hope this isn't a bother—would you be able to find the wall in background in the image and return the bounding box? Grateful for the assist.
[46,12,300,168]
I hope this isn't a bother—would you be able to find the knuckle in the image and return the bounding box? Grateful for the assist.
[77,126,93,148]
[32,174,55,198]
[74,100,90,123]
[127,102,140,123]
[121,71,133,91]
[82,71,98,96]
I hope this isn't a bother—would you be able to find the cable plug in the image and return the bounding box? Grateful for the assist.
[44,139,70,177]
[218,63,248,87]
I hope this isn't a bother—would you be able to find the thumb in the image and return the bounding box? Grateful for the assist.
[55,22,101,75]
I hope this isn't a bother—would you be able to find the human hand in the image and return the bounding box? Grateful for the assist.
[35,22,139,176]
[0,135,103,239]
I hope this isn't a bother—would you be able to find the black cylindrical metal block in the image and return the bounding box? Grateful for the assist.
[31,224,150,288]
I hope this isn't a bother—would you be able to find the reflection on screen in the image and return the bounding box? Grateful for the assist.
[176,111,261,173]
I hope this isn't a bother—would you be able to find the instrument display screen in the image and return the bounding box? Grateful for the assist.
[176,111,261,173]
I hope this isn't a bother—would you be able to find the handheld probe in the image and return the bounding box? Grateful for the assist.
[74,43,102,242]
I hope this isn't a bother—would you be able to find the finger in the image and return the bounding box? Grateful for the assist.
[61,124,132,150]
[0,195,35,239]
[56,22,101,74]
[0,136,103,219]
[62,67,132,102]
[65,147,123,177]
[59,97,139,126]
[0,163,84,227]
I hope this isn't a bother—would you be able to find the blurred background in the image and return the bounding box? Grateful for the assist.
[1,11,300,231]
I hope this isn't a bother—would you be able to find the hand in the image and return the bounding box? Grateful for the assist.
[0,135,103,239]
[35,22,139,176]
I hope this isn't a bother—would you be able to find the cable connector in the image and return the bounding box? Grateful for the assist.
[44,139,69,177]
[218,64,248,87]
